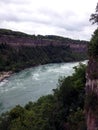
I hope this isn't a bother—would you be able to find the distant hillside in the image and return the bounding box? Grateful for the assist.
[0,29,88,72]
[0,29,88,49]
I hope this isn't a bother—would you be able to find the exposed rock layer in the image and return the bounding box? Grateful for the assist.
[86,57,98,130]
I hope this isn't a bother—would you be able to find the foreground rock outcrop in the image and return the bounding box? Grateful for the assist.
[86,57,98,130]
[85,29,98,130]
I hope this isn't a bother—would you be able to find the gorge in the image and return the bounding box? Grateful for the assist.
[0,61,87,114]
[0,25,98,129]
[0,29,88,72]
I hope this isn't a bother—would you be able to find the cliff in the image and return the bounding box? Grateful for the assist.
[86,57,98,130]
[0,29,88,52]
[85,28,98,130]
[0,28,88,72]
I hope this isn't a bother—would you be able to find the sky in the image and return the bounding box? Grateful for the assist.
[0,0,98,40]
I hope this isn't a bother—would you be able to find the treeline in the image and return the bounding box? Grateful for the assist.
[0,29,33,38]
[0,63,87,130]
[0,29,88,44]
[0,43,87,72]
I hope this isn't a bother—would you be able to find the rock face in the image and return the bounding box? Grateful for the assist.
[0,29,88,53]
[86,57,98,130]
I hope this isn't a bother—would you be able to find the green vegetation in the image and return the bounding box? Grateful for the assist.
[0,43,87,72]
[90,3,98,25]
[0,29,88,43]
[0,64,87,130]
[89,3,98,57]
[0,28,88,72]
[88,28,98,56]
[0,29,35,39]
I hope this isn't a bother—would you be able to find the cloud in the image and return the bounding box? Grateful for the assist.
[0,0,29,4]
[0,0,97,40]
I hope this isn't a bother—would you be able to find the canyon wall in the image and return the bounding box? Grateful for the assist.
[0,29,88,53]
[86,57,98,130]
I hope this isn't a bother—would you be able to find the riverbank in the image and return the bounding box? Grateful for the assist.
[0,60,87,83]
[0,71,13,82]
[0,61,86,114]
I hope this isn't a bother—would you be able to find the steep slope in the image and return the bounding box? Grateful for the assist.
[0,29,88,49]
[0,29,88,72]
[85,28,98,130]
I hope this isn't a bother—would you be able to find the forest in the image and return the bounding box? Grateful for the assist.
[0,43,87,72]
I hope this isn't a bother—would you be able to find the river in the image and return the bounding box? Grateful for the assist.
[0,61,87,113]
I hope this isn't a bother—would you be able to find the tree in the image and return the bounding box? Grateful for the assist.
[88,3,98,56]
[90,3,98,24]
[88,28,98,56]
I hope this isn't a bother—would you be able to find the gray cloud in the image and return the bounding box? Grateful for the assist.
[0,0,29,4]
[0,0,97,40]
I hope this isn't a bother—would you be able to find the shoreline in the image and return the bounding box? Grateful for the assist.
[0,71,13,82]
[0,59,87,83]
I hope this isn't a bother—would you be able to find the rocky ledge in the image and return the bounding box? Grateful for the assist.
[0,71,13,82]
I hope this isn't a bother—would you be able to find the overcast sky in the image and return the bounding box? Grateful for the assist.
[0,0,98,40]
